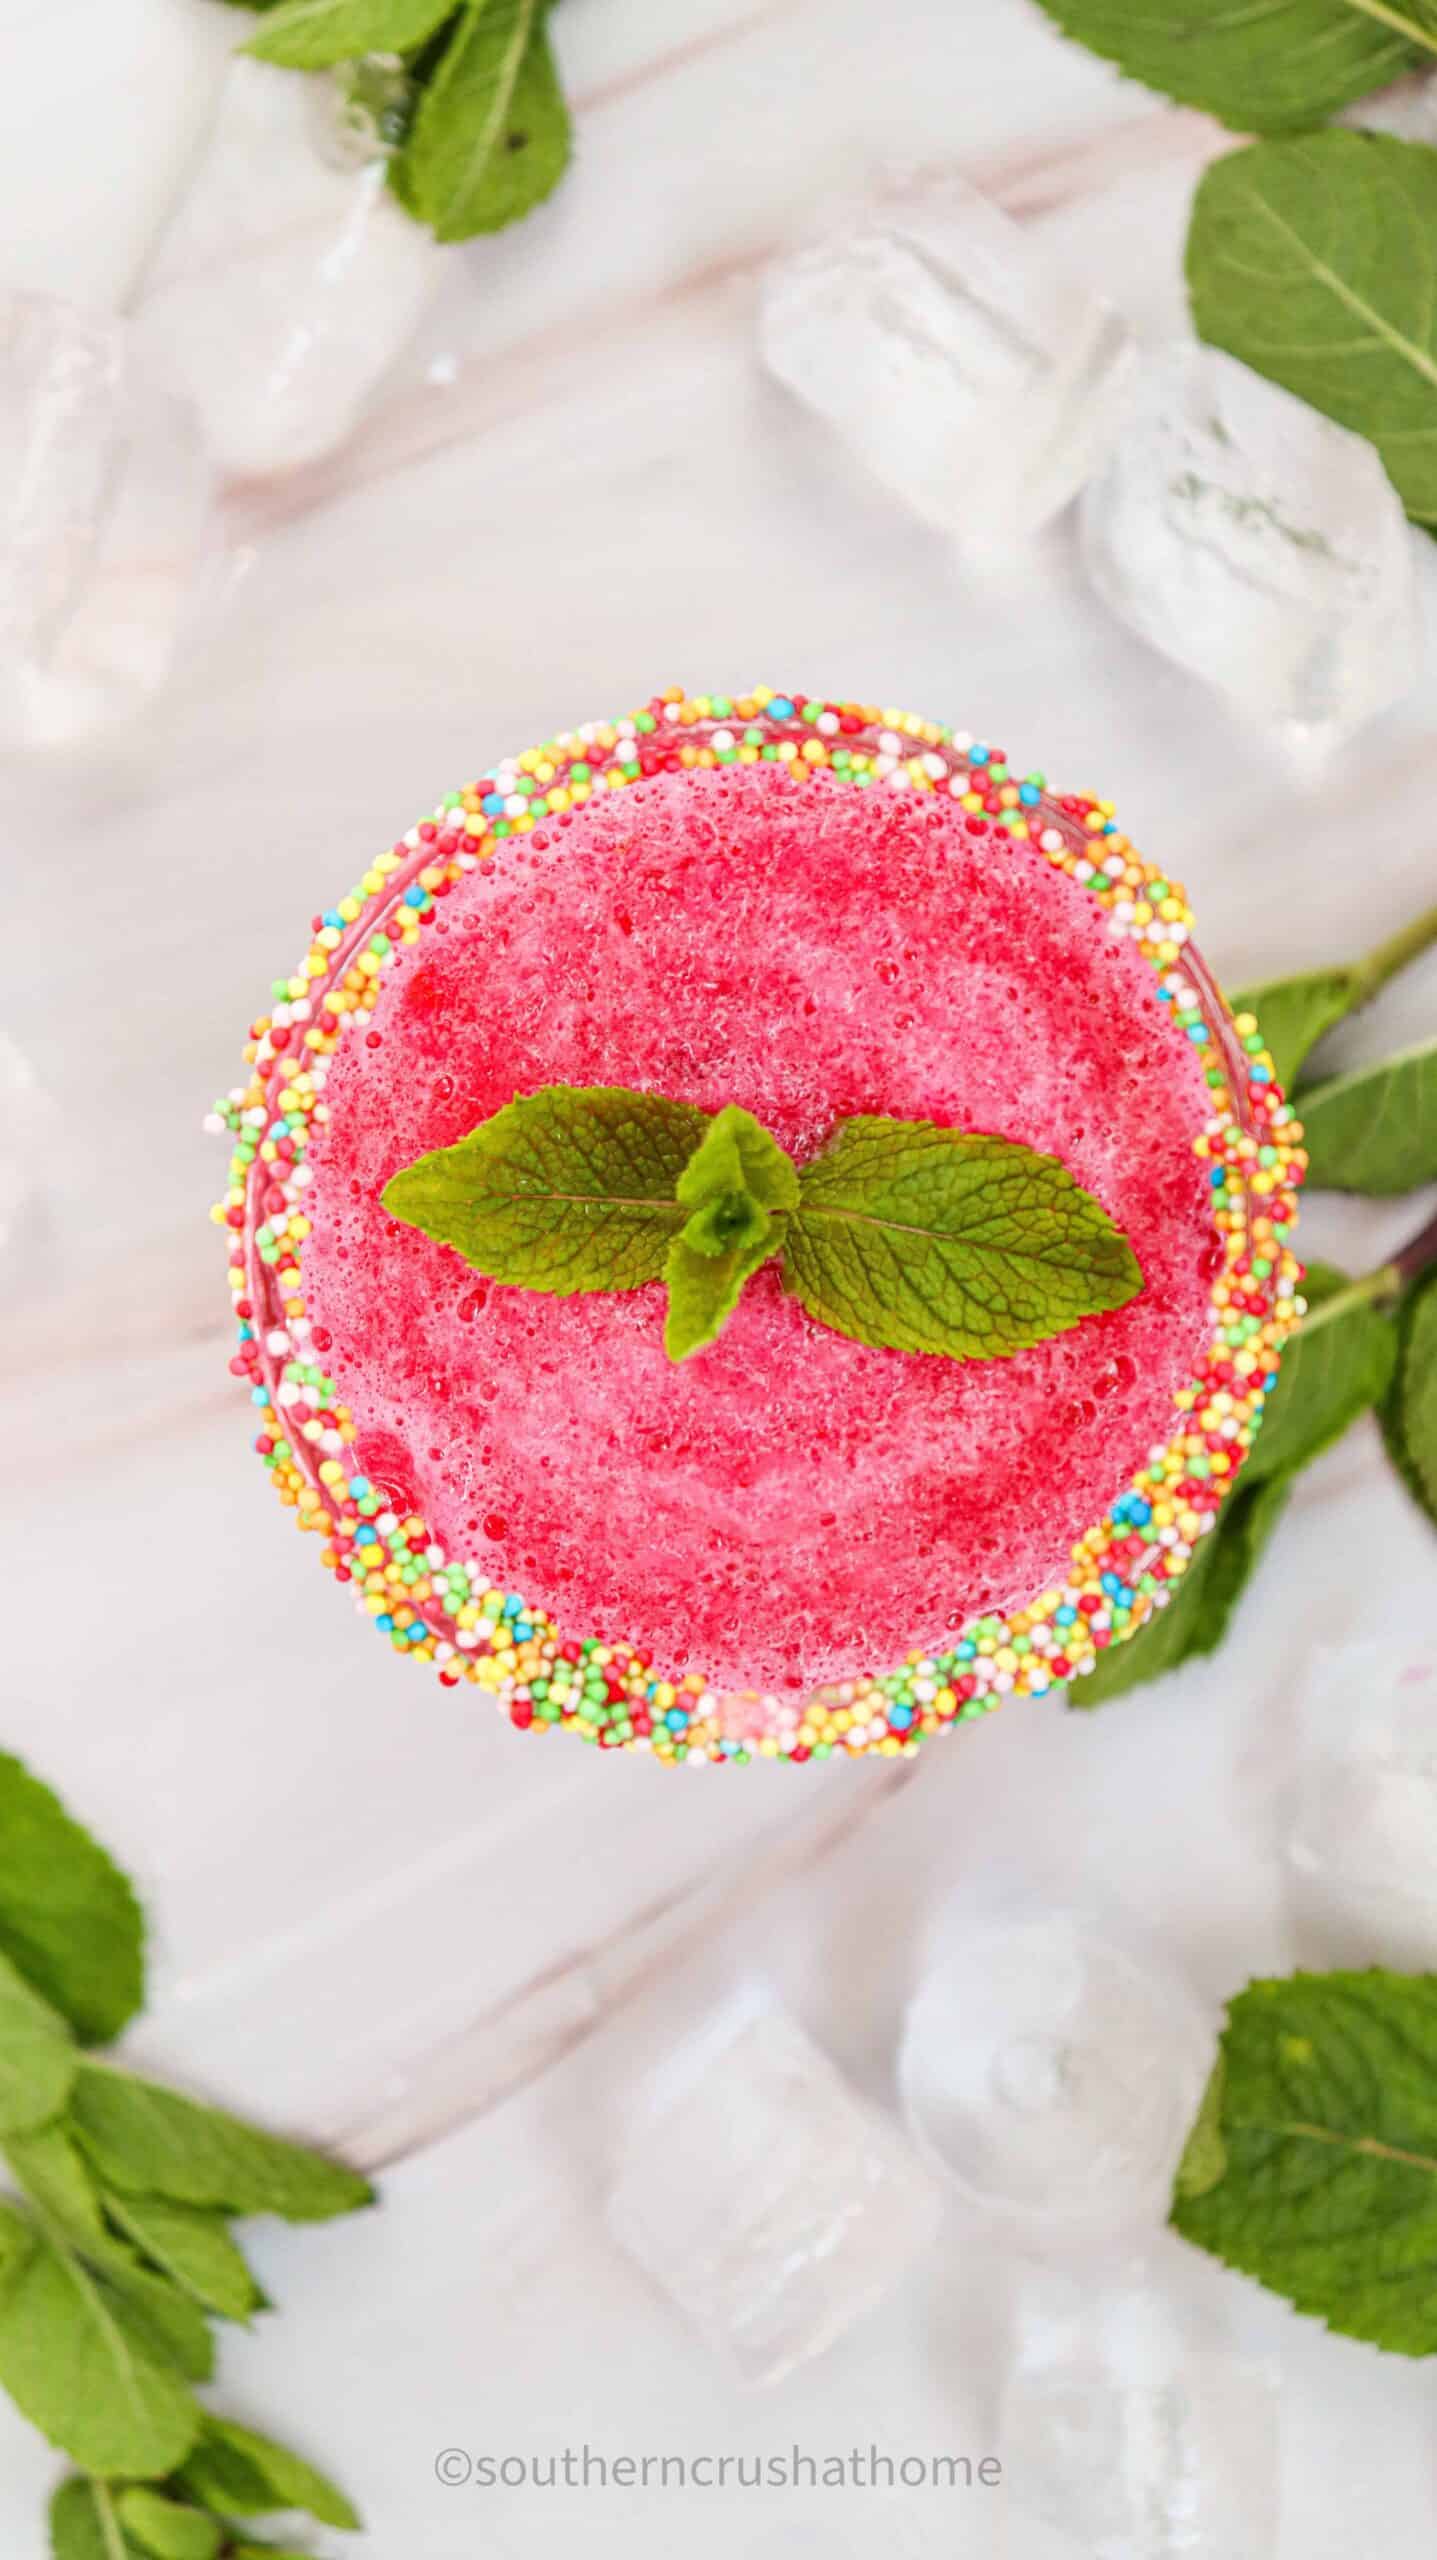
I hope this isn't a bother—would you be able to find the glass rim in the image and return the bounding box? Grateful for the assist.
[213,686,1305,1763]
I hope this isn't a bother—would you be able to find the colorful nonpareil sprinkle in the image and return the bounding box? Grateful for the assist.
[210,687,1305,1763]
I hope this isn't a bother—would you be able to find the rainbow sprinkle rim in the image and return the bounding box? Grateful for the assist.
[210,685,1306,1766]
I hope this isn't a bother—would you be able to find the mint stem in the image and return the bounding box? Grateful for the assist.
[1300,1205,1437,1337]
[89,2478,126,2560]
[1350,895,1437,1009]
[1346,0,1437,66]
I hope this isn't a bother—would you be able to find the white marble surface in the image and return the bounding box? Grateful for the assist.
[3,2,1437,2552]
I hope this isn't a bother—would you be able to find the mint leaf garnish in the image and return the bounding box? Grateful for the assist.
[664,1230,780,1363]
[0,1754,145,2044]
[1188,133,1437,534]
[663,1106,797,1363]
[1298,1033,1437,1194]
[67,2065,373,2223]
[783,1117,1142,1358]
[393,0,571,241]
[675,1104,799,1231]
[382,1087,706,1292]
[1172,1970,1437,2355]
[246,0,453,68]
[0,2229,204,2478]
[116,2488,222,2560]
[0,1954,75,2137]
[1034,0,1429,136]
[177,2417,361,2531]
[386,1090,1143,1361]
[1382,1265,1437,1528]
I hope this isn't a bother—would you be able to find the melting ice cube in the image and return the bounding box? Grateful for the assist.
[1080,341,1420,747]
[759,171,1134,542]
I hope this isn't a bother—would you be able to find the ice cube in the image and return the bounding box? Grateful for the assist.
[1004,2359,1281,2558]
[758,171,1134,542]
[1002,2268,1281,2560]
[133,58,441,480]
[898,1905,1212,2250]
[1080,342,1420,746]
[604,1997,942,2386]
[0,293,213,751]
[1286,1638,1437,1966]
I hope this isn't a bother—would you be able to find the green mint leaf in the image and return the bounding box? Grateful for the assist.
[0,1953,75,2136]
[176,2417,361,2531]
[1172,1969,1437,2354]
[1188,133,1437,533]
[248,0,453,67]
[1032,0,1432,135]
[1244,1261,1396,1484]
[49,2478,113,2560]
[1232,967,1358,1094]
[393,0,571,242]
[0,2228,203,2477]
[116,2491,222,2560]
[1068,1469,1293,1708]
[1174,2055,1228,2202]
[1297,1034,1437,1194]
[383,1086,705,1293]
[0,2198,37,2296]
[782,1118,1142,1359]
[675,1105,800,1224]
[662,1106,796,1361]
[664,1231,783,1362]
[6,2119,120,2241]
[4,2126,215,2380]
[68,2064,373,2223]
[104,2193,262,2325]
[1381,1264,1437,1528]
[0,1754,145,2044]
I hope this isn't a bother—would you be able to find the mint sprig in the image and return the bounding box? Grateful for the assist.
[225,0,576,246]
[394,0,571,242]
[1033,0,1432,138]
[1188,132,1437,537]
[662,1106,797,1362]
[381,1086,706,1292]
[0,1757,367,2552]
[783,1114,1143,1358]
[0,1750,144,2046]
[246,0,454,67]
[1173,1970,1437,2357]
[383,1088,1144,1363]
[1298,1033,1437,1196]
[1030,0,1437,538]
